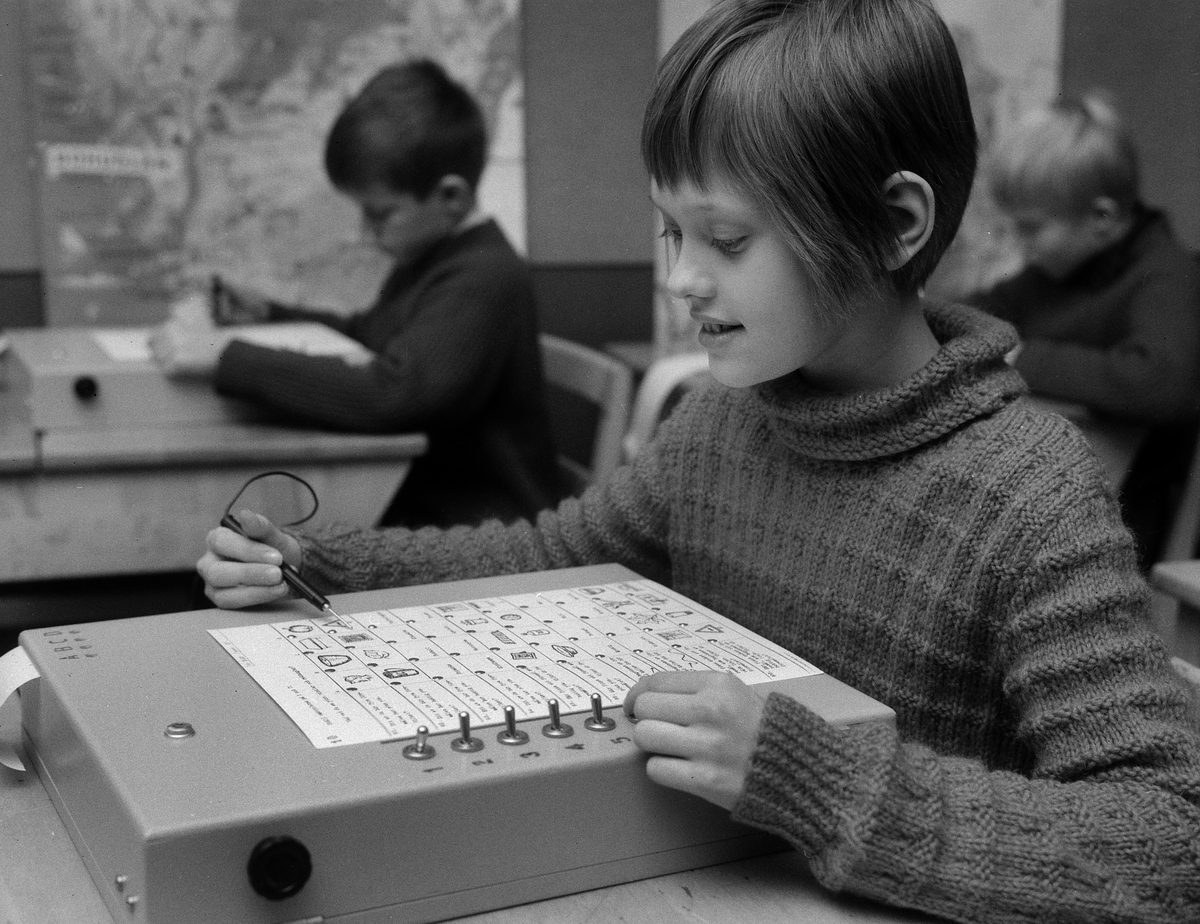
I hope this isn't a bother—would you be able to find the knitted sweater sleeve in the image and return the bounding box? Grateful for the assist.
[212,254,523,432]
[733,472,1200,923]
[292,437,675,593]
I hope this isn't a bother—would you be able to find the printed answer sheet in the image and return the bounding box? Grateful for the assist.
[210,579,821,749]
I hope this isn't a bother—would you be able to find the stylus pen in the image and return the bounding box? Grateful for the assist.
[219,514,343,619]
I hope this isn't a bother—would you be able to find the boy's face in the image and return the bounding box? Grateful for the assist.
[344,184,460,265]
[1006,205,1109,280]
[651,178,885,391]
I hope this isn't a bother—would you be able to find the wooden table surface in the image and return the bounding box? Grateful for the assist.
[0,412,426,583]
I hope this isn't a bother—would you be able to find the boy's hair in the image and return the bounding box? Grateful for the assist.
[642,0,977,312]
[324,59,487,198]
[987,93,1139,219]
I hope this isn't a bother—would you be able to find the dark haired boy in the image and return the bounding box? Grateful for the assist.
[153,59,563,528]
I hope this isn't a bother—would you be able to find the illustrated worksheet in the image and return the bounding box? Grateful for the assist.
[210,579,821,749]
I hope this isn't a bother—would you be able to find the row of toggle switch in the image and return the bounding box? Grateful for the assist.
[401,692,618,761]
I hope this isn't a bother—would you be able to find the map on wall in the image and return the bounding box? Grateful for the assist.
[22,0,524,327]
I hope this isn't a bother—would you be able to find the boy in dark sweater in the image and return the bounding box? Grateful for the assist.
[151,60,563,528]
[970,94,1200,566]
[196,3,1200,922]
[971,93,1200,423]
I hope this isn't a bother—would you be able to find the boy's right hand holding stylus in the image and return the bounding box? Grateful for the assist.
[199,509,303,609]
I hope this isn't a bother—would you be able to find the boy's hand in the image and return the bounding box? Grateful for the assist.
[198,509,303,610]
[624,671,765,811]
[211,277,274,325]
[148,319,232,377]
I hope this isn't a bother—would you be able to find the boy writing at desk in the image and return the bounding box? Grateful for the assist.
[197,2,1200,922]
[968,94,1200,568]
[151,60,562,529]
[969,93,1200,426]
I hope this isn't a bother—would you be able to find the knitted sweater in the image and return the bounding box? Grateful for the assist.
[296,303,1200,923]
[971,206,1200,424]
[214,219,563,526]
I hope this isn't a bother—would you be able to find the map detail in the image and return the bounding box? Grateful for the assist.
[23,0,524,326]
[210,579,822,750]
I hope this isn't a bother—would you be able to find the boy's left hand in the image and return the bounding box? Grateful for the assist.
[148,319,232,378]
[624,671,765,811]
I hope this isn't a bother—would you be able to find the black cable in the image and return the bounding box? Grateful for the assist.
[188,470,323,610]
[221,469,320,527]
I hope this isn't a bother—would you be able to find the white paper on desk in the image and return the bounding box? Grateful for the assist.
[0,647,38,772]
[91,328,154,363]
[210,578,822,750]
[228,323,371,360]
[91,323,371,365]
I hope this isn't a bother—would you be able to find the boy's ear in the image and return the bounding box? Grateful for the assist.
[1089,195,1127,242]
[882,171,935,271]
[433,174,475,220]
[1090,195,1120,220]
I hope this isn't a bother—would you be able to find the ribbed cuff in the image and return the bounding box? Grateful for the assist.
[293,526,397,595]
[733,692,894,885]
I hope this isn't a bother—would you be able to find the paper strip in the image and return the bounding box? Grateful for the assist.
[0,647,38,771]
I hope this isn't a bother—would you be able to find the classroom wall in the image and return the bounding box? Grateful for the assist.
[1061,0,1200,251]
[523,0,657,348]
[1,2,1196,335]
[0,0,36,275]
[0,0,658,346]
[0,0,43,326]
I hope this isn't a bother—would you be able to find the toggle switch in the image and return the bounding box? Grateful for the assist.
[541,698,574,738]
[497,705,529,745]
[402,725,436,761]
[451,711,484,752]
[584,692,616,731]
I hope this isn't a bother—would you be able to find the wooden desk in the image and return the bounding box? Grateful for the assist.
[0,412,426,583]
[0,324,427,584]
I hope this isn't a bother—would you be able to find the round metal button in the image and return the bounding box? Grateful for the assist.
[164,722,195,739]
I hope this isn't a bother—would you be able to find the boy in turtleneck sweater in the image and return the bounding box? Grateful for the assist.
[195,2,1200,922]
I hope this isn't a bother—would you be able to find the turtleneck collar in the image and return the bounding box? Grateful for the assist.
[750,302,1027,461]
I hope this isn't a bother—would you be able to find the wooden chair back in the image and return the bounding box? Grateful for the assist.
[539,334,633,493]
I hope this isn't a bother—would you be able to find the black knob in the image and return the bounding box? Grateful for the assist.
[73,375,99,401]
[247,835,312,900]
